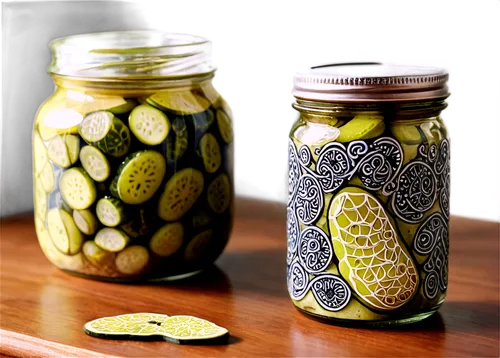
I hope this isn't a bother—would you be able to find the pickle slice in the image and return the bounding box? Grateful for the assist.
[199,133,221,173]
[158,168,204,221]
[114,150,166,204]
[129,104,170,145]
[147,91,210,115]
[84,313,229,344]
[95,228,130,252]
[65,135,80,165]
[39,163,55,193]
[79,146,111,182]
[165,117,189,162]
[79,111,131,157]
[336,115,385,142]
[60,167,97,210]
[207,173,231,214]
[216,109,233,144]
[34,179,48,221]
[47,135,71,168]
[96,197,127,227]
[47,208,84,255]
[108,99,138,115]
[149,222,184,257]
[82,240,115,269]
[115,245,150,275]
[73,209,99,235]
[33,131,49,174]
[328,187,419,311]
[184,230,212,261]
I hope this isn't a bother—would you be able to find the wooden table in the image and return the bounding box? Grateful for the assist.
[1,198,499,357]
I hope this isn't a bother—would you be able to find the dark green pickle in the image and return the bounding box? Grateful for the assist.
[287,64,450,326]
[33,32,234,281]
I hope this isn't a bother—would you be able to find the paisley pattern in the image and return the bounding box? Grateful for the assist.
[294,174,323,225]
[298,226,333,273]
[288,261,310,301]
[310,275,351,312]
[298,145,312,167]
[288,139,301,204]
[286,207,300,265]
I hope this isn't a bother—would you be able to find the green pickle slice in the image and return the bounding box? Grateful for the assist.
[108,99,138,115]
[216,109,233,144]
[336,115,385,142]
[33,132,49,174]
[115,245,150,275]
[199,133,221,173]
[39,163,55,193]
[96,197,127,227]
[184,230,213,261]
[95,228,130,252]
[147,91,210,115]
[47,135,71,168]
[328,187,419,311]
[78,111,131,157]
[158,168,204,221]
[60,167,97,210]
[114,150,166,204]
[79,145,110,182]
[166,117,189,162]
[83,313,229,344]
[207,173,231,214]
[73,209,99,235]
[82,240,115,269]
[129,104,170,145]
[149,222,184,257]
[65,135,80,165]
[47,208,84,255]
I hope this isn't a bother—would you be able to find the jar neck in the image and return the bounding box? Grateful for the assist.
[292,98,448,120]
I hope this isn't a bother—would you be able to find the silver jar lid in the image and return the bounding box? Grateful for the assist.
[293,63,449,102]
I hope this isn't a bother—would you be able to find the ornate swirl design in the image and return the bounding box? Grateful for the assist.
[298,145,312,167]
[315,142,355,193]
[423,271,439,300]
[294,174,323,225]
[288,139,301,204]
[288,261,310,301]
[390,161,437,223]
[287,207,300,265]
[413,212,447,255]
[298,226,333,273]
[310,275,351,312]
[434,139,449,175]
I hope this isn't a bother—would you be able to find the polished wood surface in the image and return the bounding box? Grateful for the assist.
[1,198,499,357]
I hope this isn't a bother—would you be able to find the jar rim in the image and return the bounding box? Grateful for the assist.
[48,31,215,80]
[293,63,449,102]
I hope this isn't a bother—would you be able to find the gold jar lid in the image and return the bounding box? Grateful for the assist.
[293,63,449,102]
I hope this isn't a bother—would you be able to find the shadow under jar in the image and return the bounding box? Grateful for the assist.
[33,31,234,282]
[287,63,450,326]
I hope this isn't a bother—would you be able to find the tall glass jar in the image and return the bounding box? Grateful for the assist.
[33,31,234,282]
[287,63,450,326]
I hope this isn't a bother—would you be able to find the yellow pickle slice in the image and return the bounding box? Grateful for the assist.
[328,187,419,311]
[84,313,229,344]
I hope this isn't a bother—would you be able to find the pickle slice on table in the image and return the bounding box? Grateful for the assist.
[199,133,221,173]
[47,208,84,255]
[149,222,184,257]
[84,313,229,344]
[79,146,111,182]
[95,228,130,252]
[115,245,150,275]
[207,173,231,214]
[78,111,131,157]
[328,187,419,311]
[129,104,170,145]
[158,168,204,221]
[114,150,166,204]
[73,209,99,235]
[336,115,385,142]
[96,197,127,227]
[184,230,213,261]
[60,167,97,210]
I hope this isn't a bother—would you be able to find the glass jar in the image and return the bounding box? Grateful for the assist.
[286,63,450,326]
[33,31,234,282]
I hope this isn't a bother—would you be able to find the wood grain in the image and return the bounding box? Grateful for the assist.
[1,197,499,357]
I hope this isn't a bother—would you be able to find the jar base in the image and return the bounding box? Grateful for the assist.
[295,306,441,328]
[61,268,204,283]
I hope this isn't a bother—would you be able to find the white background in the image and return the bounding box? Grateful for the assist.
[258,0,500,219]
[169,0,500,219]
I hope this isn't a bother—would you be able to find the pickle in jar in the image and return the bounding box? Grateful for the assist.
[336,115,385,142]
[95,228,130,252]
[96,197,128,227]
[129,104,170,145]
[79,145,111,182]
[207,173,231,214]
[60,167,97,210]
[147,90,210,115]
[199,133,221,173]
[115,245,150,275]
[149,222,184,257]
[47,208,84,255]
[73,209,99,235]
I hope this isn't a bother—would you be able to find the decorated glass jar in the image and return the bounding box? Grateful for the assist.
[33,31,234,282]
[287,63,450,326]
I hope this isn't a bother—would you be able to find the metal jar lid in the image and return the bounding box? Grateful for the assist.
[293,63,449,102]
